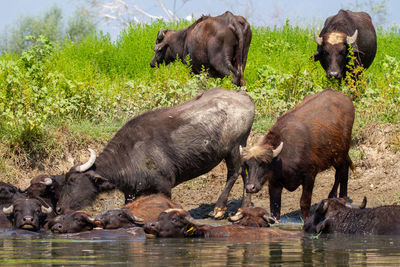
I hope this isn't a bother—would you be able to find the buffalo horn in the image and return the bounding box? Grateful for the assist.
[75,148,96,173]
[157,28,165,40]
[346,29,358,45]
[40,177,53,186]
[184,215,198,225]
[229,210,244,222]
[272,142,284,158]
[87,216,95,223]
[314,32,323,46]
[239,145,243,157]
[262,214,278,224]
[41,205,53,214]
[360,196,367,209]
[3,205,14,215]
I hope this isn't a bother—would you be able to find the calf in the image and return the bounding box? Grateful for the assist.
[48,211,95,234]
[2,198,52,231]
[241,89,355,220]
[145,209,300,239]
[229,207,277,227]
[303,197,400,235]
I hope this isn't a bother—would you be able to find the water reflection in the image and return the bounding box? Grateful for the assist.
[1,227,400,265]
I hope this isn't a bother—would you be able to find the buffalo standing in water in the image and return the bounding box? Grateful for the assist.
[150,11,252,86]
[314,10,377,79]
[56,87,255,219]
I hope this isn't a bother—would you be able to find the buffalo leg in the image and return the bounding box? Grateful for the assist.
[337,164,349,198]
[269,181,283,220]
[208,42,240,86]
[300,177,315,220]
[328,175,339,198]
[213,150,241,219]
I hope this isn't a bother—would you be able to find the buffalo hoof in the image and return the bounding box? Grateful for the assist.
[211,207,226,219]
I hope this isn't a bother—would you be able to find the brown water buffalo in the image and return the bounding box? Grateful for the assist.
[229,207,277,227]
[56,87,255,219]
[24,174,66,211]
[241,89,355,220]
[94,209,144,229]
[303,197,400,235]
[48,211,95,233]
[314,10,377,79]
[2,198,52,231]
[145,209,300,239]
[150,11,252,86]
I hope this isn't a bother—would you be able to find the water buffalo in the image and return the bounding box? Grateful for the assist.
[145,209,300,239]
[0,182,26,207]
[24,174,66,211]
[314,10,377,79]
[228,207,277,227]
[48,211,95,233]
[94,209,144,229]
[2,198,52,231]
[303,197,400,235]
[56,87,255,219]
[241,89,355,220]
[150,11,252,86]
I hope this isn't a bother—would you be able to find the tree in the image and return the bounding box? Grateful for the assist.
[66,7,97,42]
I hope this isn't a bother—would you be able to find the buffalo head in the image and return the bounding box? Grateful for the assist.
[94,209,144,229]
[3,198,52,231]
[48,211,95,233]
[150,29,176,68]
[229,207,277,227]
[56,149,115,214]
[144,208,197,238]
[240,142,283,193]
[0,182,26,205]
[313,30,358,79]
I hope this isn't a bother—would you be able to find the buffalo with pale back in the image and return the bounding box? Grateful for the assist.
[56,87,255,219]
[241,89,355,220]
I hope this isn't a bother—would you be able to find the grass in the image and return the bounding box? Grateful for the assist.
[0,21,399,181]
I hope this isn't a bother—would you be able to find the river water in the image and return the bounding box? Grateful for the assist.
[1,223,400,266]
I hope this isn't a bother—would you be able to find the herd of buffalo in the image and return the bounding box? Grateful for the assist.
[1,9,398,241]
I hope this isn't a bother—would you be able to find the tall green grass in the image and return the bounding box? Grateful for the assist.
[0,21,399,160]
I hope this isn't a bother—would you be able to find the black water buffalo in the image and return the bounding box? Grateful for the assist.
[24,174,66,210]
[314,10,377,79]
[2,198,52,231]
[48,211,95,233]
[228,207,277,227]
[241,89,355,220]
[56,87,255,219]
[0,182,26,207]
[150,11,252,86]
[94,209,144,229]
[303,197,400,235]
[145,209,300,239]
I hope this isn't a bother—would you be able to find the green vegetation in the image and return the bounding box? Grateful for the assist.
[0,19,399,177]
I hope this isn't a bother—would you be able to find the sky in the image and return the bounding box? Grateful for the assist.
[0,0,399,40]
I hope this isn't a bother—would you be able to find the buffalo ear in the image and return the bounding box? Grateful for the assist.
[86,171,115,191]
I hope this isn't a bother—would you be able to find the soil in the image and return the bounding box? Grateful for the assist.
[2,122,399,221]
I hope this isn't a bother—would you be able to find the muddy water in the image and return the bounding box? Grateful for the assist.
[1,224,400,266]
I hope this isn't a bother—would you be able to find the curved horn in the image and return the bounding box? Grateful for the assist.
[3,205,14,215]
[272,142,283,158]
[75,148,96,173]
[360,196,367,209]
[184,215,198,225]
[87,216,95,223]
[346,29,358,45]
[41,205,53,214]
[239,145,243,157]
[229,211,244,222]
[314,32,323,46]
[40,177,53,186]
[262,214,278,224]
[157,28,165,39]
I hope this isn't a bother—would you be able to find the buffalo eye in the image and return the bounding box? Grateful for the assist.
[35,209,40,215]
[119,213,124,218]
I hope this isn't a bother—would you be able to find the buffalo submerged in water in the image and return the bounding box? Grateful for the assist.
[56,87,255,219]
